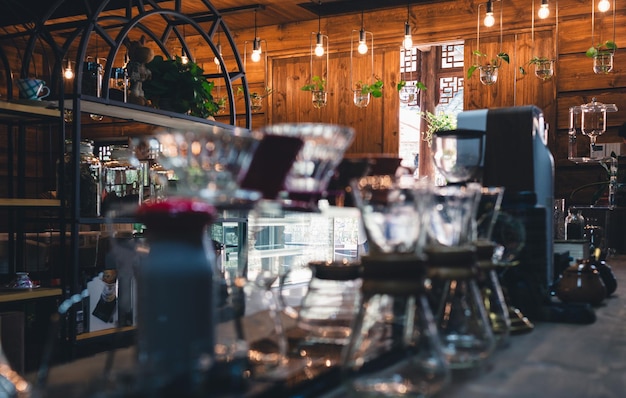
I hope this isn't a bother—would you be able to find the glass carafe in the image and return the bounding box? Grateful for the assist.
[426,246,496,369]
[474,186,511,347]
[284,260,362,367]
[341,256,450,397]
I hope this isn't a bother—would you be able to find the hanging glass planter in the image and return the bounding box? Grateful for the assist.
[350,11,381,108]
[593,52,614,74]
[586,0,617,75]
[311,90,327,109]
[468,2,508,87]
[398,84,416,104]
[353,91,370,108]
[534,58,554,80]
[250,93,263,112]
[302,3,330,110]
[479,65,499,85]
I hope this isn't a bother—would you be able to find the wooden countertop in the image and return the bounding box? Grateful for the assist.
[27,257,626,397]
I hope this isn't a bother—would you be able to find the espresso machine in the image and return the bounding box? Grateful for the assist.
[457,106,594,323]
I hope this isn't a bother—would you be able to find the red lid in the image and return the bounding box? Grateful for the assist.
[136,198,217,229]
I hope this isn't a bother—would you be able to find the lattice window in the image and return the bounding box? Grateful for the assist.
[439,76,464,107]
[441,44,464,69]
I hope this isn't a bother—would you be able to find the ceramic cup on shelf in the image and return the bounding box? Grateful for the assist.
[16,78,50,100]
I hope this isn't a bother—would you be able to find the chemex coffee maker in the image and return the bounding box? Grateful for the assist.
[457,105,595,324]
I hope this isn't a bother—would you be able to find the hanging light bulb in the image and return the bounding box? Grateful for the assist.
[484,0,495,27]
[214,43,222,65]
[313,1,325,57]
[214,30,223,66]
[251,38,262,62]
[357,29,368,54]
[538,0,550,19]
[314,33,325,57]
[402,1,413,50]
[403,22,413,50]
[357,10,368,54]
[180,25,189,64]
[598,0,611,12]
[63,58,74,79]
[250,10,262,62]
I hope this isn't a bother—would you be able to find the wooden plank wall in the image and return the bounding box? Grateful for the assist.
[213,0,625,205]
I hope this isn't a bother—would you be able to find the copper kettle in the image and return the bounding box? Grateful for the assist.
[555,258,606,306]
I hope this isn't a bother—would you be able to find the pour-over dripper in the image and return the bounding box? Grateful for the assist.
[139,125,263,209]
[258,123,355,212]
[428,183,482,247]
[344,176,450,396]
[431,129,485,185]
[351,174,434,256]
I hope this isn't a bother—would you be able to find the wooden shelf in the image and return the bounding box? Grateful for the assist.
[64,98,244,132]
[0,198,60,207]
[75,326,136,341]
[0,287,62,303]
[0,100,60,122]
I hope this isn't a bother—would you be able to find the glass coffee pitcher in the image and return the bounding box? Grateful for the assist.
[282,259,362,367]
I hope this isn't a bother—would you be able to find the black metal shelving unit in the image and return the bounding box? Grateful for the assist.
[0,0,253,362]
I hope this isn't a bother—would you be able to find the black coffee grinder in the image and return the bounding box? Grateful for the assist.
[457,105,595,324]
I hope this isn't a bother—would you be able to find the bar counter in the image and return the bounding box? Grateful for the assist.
[28,256,626,397]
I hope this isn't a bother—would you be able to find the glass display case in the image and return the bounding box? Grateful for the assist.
[212,206,362,315]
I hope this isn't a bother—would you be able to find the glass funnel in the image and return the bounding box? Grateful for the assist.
[431,129,485,185]
[139,125,263,209]
[428,183,482,247]
[257,123,355,211]
[581,98,609,146]
[351,174,434,256]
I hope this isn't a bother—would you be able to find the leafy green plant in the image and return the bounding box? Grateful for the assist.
[467,50,509,79]
[142,55,219,118]
[519,56,552,75]
[236,86,273,99]
[397,80,427,92]
[420,111,457,145]
[355,78,384,98]
[586,40,618,58]
[301,75,327,91]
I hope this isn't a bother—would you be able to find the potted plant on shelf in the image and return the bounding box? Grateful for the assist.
[397,80,427,104]
[142,55,220,118]
[301,76,328,109]
[237,86,273,112]
[519,56,555,81]
[467,50,509,86]
[586,40,618,74]
[420,110,457,145]
[353,78,384,108]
